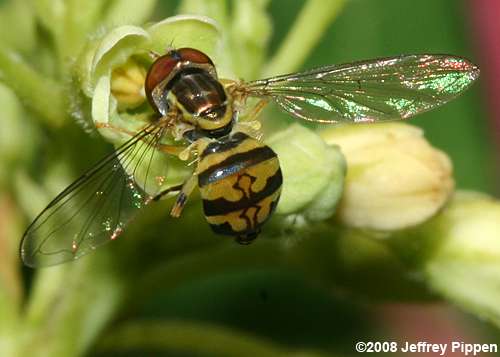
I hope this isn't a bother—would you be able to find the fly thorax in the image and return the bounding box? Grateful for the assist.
[167,69,234,137]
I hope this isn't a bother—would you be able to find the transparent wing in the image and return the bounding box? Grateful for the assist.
[20,122,172,267]
[244,54,479,123]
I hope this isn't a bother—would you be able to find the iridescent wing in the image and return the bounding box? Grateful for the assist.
[243,54,479,123]
[20,122,174,267]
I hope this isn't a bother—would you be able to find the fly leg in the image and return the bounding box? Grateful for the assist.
[232,99,268,139]
[95,122,187,156]
[168,138,213,216]
[95,122,143,137]
[232,120,262,139]
[152,174,197,218]
[170,174,198,218]
[242,99,268,122]
[152,183,183,201]
[153,137,209,218]
[222,79,268,122]
[149,50,161,60]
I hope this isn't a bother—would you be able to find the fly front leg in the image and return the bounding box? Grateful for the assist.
[149,50,161,60]
[95,122,143,138]
[242,98,268,122]
[95,122,189,157]
[222,79,268,122]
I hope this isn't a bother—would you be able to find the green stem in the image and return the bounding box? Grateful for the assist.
[96,320,331,357]
[263,0,346,76]
[0,48,66,126]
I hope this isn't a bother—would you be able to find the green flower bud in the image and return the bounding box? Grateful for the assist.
[267,124,346,220]
[321,123,454,231]
[424,191,500,326]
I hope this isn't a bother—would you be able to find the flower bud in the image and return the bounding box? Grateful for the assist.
[321,123,454,231]
[267,124,346,220]
[423,191,500,324]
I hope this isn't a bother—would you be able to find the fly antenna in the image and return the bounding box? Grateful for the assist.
[166,36,177,53]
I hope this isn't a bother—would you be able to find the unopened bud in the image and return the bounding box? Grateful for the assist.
[424,191,500,324]
[321,123,454,231]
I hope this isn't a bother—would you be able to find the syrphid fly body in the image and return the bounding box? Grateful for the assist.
[20,47,479,267]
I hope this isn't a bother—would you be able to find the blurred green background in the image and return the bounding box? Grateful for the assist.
[1,0,499,356]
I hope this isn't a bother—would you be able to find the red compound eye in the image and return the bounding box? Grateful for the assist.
[177,48,214,66]
[145,55,179,108]
[145,48,215,111]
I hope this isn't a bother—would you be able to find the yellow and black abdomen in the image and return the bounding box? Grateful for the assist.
[197,132,282,244]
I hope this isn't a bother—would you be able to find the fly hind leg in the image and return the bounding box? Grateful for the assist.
[171,175,198,218]
[152,174,198,218]
[168,138,212,216]
[153,138,209,217]
[170,174,197,217]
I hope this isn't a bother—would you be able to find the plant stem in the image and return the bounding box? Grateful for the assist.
[263,0,346,76]
[0,48,66,126]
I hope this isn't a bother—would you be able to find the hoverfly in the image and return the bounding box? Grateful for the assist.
[20,47,479,267]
